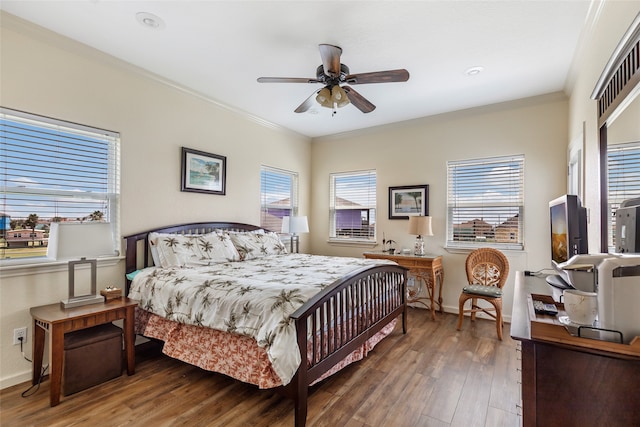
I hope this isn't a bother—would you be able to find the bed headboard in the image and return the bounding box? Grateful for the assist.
[123,222,263,291]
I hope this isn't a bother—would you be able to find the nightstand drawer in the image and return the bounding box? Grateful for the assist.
[402,259,430,268]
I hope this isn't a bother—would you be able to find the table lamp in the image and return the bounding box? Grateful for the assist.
[408,216,433,256]
[48,222,117,308]
[281,216,309,253]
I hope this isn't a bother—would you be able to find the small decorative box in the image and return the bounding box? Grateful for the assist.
[100,287,122,300]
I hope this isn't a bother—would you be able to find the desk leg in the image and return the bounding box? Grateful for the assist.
[420,271,436,320]
[408,272,436,320]
[436,268,444,313]
[32,319,45,385]
[49,324,65,406]
[123,305,136,375]
[428,276,436,321]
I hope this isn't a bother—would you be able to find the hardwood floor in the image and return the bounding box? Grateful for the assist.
[0,309,521,426]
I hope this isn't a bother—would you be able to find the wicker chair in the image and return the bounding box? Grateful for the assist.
[456,248,510,340]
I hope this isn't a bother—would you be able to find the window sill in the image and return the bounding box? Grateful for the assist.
[327,239,378,248]
[444,244,524,254]
[0,256,123,278]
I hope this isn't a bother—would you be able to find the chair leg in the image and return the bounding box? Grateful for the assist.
[495,301,503,340]
[470,297,477,322]
[457,295,466,331]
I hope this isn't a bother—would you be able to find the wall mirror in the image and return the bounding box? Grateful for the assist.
[592,13,640,252]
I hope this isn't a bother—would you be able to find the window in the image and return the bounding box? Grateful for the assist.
[1,108,120,262]
[607,141,640,251]
[329,170,376,242]
[260,166,298,233]
[447,155,524,250]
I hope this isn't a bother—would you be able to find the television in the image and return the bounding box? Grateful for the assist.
[547,194,588,289]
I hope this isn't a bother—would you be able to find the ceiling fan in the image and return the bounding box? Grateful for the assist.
[257,44,409,115]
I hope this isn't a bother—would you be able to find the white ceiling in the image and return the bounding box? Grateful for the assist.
[1,1,593,138]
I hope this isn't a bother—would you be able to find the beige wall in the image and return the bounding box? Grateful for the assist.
[0,14,311,388]
[607,94,640,145]
[310,94,569,319]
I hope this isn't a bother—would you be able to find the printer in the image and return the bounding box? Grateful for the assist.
[551,254,640,344]
[596,254,640,344]
[616,197,640,253]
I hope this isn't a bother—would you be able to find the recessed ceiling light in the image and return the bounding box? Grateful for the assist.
[136,12,165,30]
[465,66,484,76]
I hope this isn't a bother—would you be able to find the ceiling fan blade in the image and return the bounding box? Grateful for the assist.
[342,86,376,113]
[257,77,321,84]
[319,44,342,77]
[294,89,321,113]
[345,69,410,84]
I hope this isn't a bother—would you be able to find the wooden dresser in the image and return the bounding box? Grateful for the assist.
[510,272,640,426]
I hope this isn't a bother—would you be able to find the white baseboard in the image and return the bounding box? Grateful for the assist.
[1,370,32,391]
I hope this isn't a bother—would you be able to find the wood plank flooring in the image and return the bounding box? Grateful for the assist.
[0,309,521,426]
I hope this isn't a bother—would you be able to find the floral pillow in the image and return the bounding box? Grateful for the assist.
[229,231,287,260]
[150,232,240,267]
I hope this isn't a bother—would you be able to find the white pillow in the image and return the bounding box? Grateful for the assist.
[151,232,240,267]
[148,232,162,266]
[229,231,287,261]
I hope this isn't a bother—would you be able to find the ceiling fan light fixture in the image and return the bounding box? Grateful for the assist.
[316,87,332,108]
[331,86,350,108]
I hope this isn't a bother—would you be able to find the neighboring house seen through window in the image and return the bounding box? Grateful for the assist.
[260,166,298,234]
[329,170,376,242]
[447,155,524,250]
[0,108,121,263]
[607,141,640,251]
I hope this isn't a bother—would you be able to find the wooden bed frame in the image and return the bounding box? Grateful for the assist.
[124,222,407,427]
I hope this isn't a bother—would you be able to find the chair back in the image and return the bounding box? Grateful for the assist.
[465,248,509,289]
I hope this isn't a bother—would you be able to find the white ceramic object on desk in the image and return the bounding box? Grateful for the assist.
[563,289,598,325]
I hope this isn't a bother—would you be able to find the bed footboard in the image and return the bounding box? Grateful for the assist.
[287,264,407,427]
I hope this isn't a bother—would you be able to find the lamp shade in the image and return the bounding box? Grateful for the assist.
[281,216,290,233]
[47,222,116,260]
[408,216,433,237]
[281,216,309,234]
[289,216,309,234]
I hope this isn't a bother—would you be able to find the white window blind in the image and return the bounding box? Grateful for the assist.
[329,170,376,241]
[260,166,298,233]
[1,108,120,261]
[607,141,640,251]
[447,155,524,250]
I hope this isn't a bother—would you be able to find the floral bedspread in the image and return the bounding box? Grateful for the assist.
[128,253,394,385]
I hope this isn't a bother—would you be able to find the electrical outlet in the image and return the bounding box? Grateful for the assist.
[13,327,27,345]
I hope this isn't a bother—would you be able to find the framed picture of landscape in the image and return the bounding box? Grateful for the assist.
[388,184,429,219]
[181,147,226,195]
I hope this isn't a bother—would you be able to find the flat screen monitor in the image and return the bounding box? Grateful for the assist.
[548,194,588,288]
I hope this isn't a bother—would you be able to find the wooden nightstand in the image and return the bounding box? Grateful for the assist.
[364,252,444,320]
[30,298,138,406]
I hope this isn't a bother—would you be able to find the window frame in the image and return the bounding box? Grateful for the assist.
[260,165,299,236]
[446,154,525,251]
[329,170,377,244]
[0,108,121,268]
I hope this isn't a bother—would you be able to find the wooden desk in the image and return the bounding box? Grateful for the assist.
[511,272,640,426]
[30,298,138,406]
[363,252,444,320]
